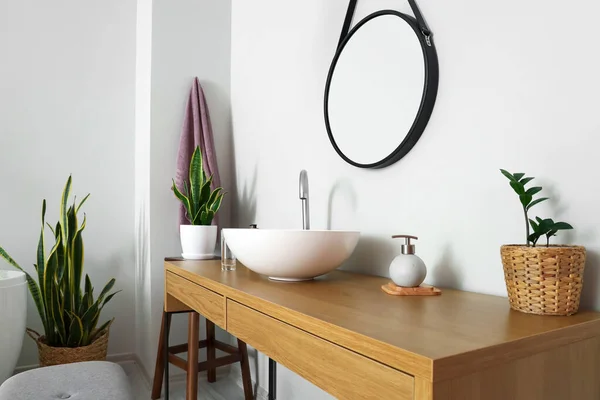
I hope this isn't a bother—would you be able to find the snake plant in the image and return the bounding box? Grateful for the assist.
[172,146,225,225]
[0,176,119,347]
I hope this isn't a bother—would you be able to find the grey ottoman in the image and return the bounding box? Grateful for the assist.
[0,361,132,400]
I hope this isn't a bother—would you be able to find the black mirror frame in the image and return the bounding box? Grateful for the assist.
[324,0,439,169]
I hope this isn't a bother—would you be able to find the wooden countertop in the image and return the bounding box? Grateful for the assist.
[165,259,600,381]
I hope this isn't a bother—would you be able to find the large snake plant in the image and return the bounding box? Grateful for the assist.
[0,176,119,347]
[172,146,225,225]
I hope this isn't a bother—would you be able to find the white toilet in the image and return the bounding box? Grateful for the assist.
[0,270,27,385]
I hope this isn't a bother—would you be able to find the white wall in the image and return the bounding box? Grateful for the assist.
[0,0,232,375]
[231,0,600,397]
[136,0,233,376]
[0,0,137,366]
[134,0,154,377]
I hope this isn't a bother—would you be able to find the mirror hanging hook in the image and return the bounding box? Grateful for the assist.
[338,0,434,48]
[408,0,433,46]
[422,29,432,46]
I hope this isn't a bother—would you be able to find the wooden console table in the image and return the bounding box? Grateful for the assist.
[164,259,600,399]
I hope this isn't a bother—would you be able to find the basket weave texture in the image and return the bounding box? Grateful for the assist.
[500,245,586,316]
[27,328,110,367]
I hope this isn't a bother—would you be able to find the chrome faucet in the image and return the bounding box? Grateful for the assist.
[299,170,310,230]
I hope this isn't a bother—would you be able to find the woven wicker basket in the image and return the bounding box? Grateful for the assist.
[26,328,110,367]
[500,245,586,316]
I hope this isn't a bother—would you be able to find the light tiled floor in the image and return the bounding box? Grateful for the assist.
[122,361,246,400]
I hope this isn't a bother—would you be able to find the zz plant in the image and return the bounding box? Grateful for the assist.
[500,169,573,247]
[0,176,119,347]
[172,146,225,225]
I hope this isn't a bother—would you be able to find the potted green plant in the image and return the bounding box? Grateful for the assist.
[499,170,585,316]
[0,176,119,365]
[172,146,225,259]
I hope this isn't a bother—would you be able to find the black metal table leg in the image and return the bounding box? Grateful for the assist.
[269,358,277,400]
[164,312,171,400]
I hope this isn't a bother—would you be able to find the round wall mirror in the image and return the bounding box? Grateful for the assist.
[324,9,439,169]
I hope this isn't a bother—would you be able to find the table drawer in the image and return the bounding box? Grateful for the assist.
[227,300,414,400]
[166,271,225,328]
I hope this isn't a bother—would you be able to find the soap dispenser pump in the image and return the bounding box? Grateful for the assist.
[389,235,427,288]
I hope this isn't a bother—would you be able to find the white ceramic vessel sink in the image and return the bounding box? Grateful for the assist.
[222,229,360,281]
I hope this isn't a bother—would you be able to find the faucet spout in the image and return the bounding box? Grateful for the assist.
[299,170,310,230]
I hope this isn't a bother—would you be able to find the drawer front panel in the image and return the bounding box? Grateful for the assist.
[227,300,414,400]
[166,271,225,328]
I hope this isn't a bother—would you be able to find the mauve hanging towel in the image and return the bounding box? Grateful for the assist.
[175,77,222,226]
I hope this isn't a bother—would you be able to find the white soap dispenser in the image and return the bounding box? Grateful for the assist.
[389,235,427,287]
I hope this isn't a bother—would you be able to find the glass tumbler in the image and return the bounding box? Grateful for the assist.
[221,230,236,271]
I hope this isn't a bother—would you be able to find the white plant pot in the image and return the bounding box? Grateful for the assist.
[0,270,27,385]
[180,225,218,259]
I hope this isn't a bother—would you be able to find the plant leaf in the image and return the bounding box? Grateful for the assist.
[44,238,61,343]
[183,180,190,197]
[67,313,84,347]
[510,181,525,195]
[101,291,120,309]
[534,218,554,237]
[172,179,193,222]
[37,200,47,317]
[209,192,224,214]
[530,217,555,240]
[97,279,116,304]
[500,169,515,181]
[75,193,90,214]
[71,214,86,311]
[85,274,94,308]
[64,205,78,314]
[60,176,72,254]
[79,292,90,316]
[529,218,539,231]
[89,318,114,343]
[519,177,534,185]
[526,197,549,211]
[206,187,223,208]
[51,283,66,344]
[189,147,204,214]
[525,187,542,196]
[200,210,208,225]
[55,224,66,284]
[81,300,99,338]
[85,274,93,297]
[513,173,525,181]
[80,284,119,344]
[199,176,213,208]
[46,222,56,236]
[198,208,212,225]
[190,206,203,225]
[528,232,541,246]
[67,205,78,247]
[0,247,48,334]
[552,222,574,231]
[519,194,532,208]
[54,221,61,239]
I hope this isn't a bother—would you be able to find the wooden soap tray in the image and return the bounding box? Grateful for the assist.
[381,282,442,296]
